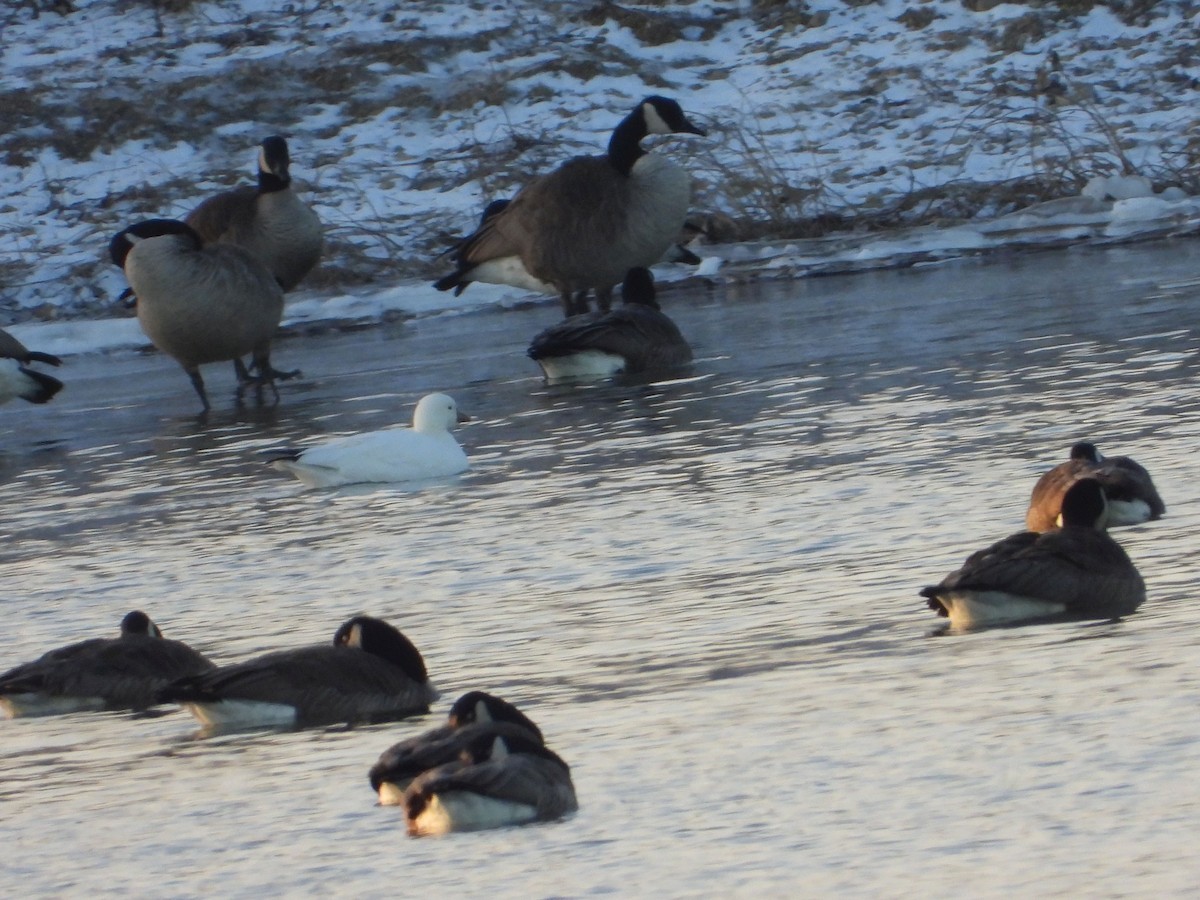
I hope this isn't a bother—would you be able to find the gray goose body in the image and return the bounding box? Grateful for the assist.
[527,267,692,379]
[0,611,213,718]
[158,615,437,730]
[369,691,545,805]
[0,327,62,405]
[110,218,291,411]
[403,727,577,836]
[436,96,705,316]
[186,136,322,291]
[1027,441,1165,532]
[922,478,1145,630]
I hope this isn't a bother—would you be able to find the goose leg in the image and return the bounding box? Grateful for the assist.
[233,358,252,383]
[594,285,613,313]
[571,289,593,316]
[559,290,575,318]
[185,366,211,412]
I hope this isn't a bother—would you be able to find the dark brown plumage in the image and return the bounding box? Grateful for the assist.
[1026,441,1165,532]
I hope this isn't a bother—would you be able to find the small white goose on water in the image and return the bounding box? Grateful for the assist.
[0,611,214,718]
[921,477,1146,630]
[403,726,578,837]
[1026,440,1165,532]
[268,392,469,488]
[434,96,707,316]
[369,691,546,806]
[0,327,63,406]
[157,615,437,731]
[527,267,692,381]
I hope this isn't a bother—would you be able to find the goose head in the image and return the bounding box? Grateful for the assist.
[447,691,545,742]
[621,267,660,310]
[333,615,428,682]
[1059,477,1108,531]
[258,135,292,190]
[109,219,202,269]
[640,96,707,138]
[412,393,468,433]
[1069,441,1102,463]
[119,610,163,638]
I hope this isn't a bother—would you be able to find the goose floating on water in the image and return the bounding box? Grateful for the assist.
[369,691,546,806]
[0,327,63,406]
[527,267,692,380]
[267,392,469,488]
[921,477,1146,630]
[0,611,213,718]
[157,615,437,730]
[1026,441,1164,532]
[435,96,706,316]
[403,724,577,836]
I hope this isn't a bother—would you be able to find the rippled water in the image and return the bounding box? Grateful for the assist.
[3,240,1200,896]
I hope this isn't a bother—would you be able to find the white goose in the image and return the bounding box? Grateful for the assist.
[269,393,469,488]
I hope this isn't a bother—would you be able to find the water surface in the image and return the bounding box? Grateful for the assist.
[3,240,1200,896]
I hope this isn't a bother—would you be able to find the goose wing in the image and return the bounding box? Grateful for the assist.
[185,186,258,243]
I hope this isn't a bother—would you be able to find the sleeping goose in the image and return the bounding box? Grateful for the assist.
[267,392,469,488]
[158,615,437,731]
[186,135,323,291]
[0,327,63,405]
[434,96,706,316]
[921,477,1145,630]
[109,218,297,412]
[0,610,214,718]
[369,691,546,806]
[1026,441,1165,532]
[527,267,692,380]
[403,726,577,836]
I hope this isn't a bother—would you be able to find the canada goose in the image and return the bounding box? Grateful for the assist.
[157,615,437,730]
[267,392,469,488]
[109,218,297,412]
[921,478,1145,630]
[403,726,577,836]
[186,135,323,291]
[0,610,214,718]
[0,327,63,405]
[1026,441,1165,532]
[435,96,706,316]
[527,267,693,380]
[369,691,546,806]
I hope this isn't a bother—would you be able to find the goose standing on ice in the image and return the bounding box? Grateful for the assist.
[158,615,437,731]
[186,135,323,292]
[527,267,692,380]
[435,96,707,316]
[0,610,213,718]
[921,477,1145,630]
[110,218,297,412]
[0,327,63,405]
[369,691,546,806]
[1026,441,1165,532]
[267,392,469,488]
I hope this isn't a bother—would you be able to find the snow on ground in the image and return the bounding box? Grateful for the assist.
[1,0,1198,357]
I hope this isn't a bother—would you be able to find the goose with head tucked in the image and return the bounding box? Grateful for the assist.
[435,96,706,317]
[527,267,692,380]
[403,726,577,836]
[1026,441,1165,532]
[157,615,437,731]
[0,611,214,718]
[921,477,1145,630]
[0,327,63,406]
[267,392,469,489]
[186,135,323,292]
[109,218,298,412]
[369,691,546,806]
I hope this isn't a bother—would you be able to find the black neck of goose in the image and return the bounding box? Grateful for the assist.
[258,169,290,194]
[607,112,648,177]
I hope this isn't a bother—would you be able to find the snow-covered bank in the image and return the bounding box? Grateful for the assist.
[2,0,1198,342]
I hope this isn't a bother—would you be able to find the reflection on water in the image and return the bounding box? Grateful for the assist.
[2,241,1200,894]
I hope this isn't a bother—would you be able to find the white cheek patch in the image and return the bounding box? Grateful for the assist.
[642,102,672,135]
